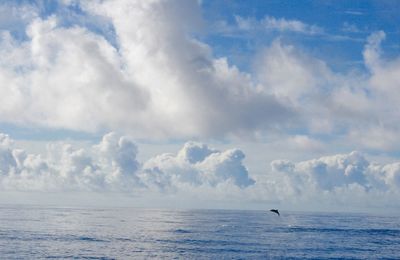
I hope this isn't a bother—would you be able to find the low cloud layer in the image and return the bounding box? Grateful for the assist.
[0,132,254,192]
[1,132,400,210]
[143,141,255,190]
[270,152,400,209]
[273,152,379,191]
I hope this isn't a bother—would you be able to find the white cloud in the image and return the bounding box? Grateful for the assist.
[363,31,386,69]
[341,22,362,33]
[271,151,400,193]
[365,31,400,99]
[1,1,400,212]
[235,15,323,35]
[0,132,144,192]
[0,132,254,192]
[1,132,400,210]
[252,29,400,153]
[268,151,400,210]
[0,0,292,139]
[0,15,150,131]
[2,0,399,153]
[255,39,332,102]
[142,141,255,188]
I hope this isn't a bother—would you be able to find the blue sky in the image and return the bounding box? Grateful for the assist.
[202,0,399,72]
[0,0,400,211]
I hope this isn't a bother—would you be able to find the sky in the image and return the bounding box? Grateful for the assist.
[0,0,400,212]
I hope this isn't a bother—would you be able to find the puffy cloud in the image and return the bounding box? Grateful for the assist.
[0,132,254,192]
[0,0,292,139]
[271,151,400,194]
[2,132,400,210]
[0,132,143,191]
[364,31,400,102]
[341,31,400,151]
[2,0,400,153]
[265,151,400,210]
[255,39,332,102]
[252,29,400,153]
[0,15,149,131]
[142,141,255,188]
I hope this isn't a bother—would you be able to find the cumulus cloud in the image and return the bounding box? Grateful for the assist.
[252,28,400,152]
[2,132,400,209]
[0,15,150,131]
[1,1,400,211]
[0,0,292,139]
[342,31,400,151]
[364,31,400,100]
[265,151,400,209]
[0,132,254,192]
[255,39,332,102]
[1,0,400,154]
[0,132,143,191]
[143,141,255,189]
[253,38,354,135]
[271,151,400,193]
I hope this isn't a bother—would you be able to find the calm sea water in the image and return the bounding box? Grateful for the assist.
[0,206,399,259]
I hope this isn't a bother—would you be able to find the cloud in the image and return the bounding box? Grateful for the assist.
[2,0,399,153]
[271,151,400,193]
[255,39,332,102]
[0,132,254,192]
[341,22,362,33]
[364,31,400,99]
[235,15,323,35]
[2,132,400,210]
[2,1,400,213]
[267,151,400,210]
[363,31,386,69]
[0,0,292,139]
[0,15,149,131]
[142,141,255,189]
[0,132,144,192]
[344,11,364,16]
[251,29,400,153]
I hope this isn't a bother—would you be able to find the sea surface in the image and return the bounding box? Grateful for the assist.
[0,206,399,259]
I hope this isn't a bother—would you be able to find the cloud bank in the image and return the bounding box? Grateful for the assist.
[0,132,254,192]
[1,132,400,210]
[269,151,400,209]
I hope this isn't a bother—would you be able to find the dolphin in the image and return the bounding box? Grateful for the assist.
[270,209,280,216]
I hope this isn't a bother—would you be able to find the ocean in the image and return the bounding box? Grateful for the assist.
[0,206,399,259]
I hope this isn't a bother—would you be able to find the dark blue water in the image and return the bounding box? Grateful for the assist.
[0,206,399,259]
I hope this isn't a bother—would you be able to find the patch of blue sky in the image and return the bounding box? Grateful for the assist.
[1,0,118,49]
[201,0,400,73]
[46,2,118,50]
[3,0,398,73]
